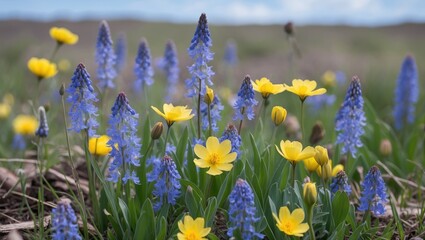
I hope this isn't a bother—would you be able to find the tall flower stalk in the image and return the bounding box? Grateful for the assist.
[114,33,127,75]
[134,38,154,93]
[233,75,258,133]
[159,40,179,102]
[96,20,117,92]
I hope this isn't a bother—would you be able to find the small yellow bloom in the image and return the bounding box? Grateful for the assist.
[89,135,112,156]
[271,106,287,126]
[303,182,317,206]
[252,77,285,98]
[27,57,57,79]
[205,86,214,105]
[284,79,326,101]
[0,103,11,119]
[273,206,309,237]
[316,160,344,178]
[303,157,319,172]
[322,70,336,87]
[3,93,14,106]
[12,115,38,135]
[194,137,237,176]
[151,104,194,126]
[58,59,71,72]
[177,215,211,240]
[50,27,79,45]
[314,146,329,166]
[276,140,316,164]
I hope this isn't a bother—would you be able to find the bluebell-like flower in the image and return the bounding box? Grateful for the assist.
[228,179,264,239]
[12,134,26,150]
[158,40,179,101]
[306,94,336,112]
[335,71,347,86]
[114,33,127,74]
[223,40,238,66]
[96,20,117,90]
[233,75,258,121]
[51,199,82,240]
[185,13,214,98]
[166,143,176,155]
[330,170,351,196]
[220,124,242,157]
[66,63,98,137]
[335,76,366,157]
[134,38,154,92]
[393,55,419,130]
[107,93,141,184]
[147,155,181,212]
[358,166,388,216]
[201,95,223,132]
[35,106,49,138]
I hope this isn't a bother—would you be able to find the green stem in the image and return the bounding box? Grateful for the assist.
[83,130,98,237]
[238,107,245,134]
[307,205,316,240]
[37,138,45,238]
[50,43,61,60]
[163,125,171,155]
[300,99,305,144]
[291,162,296,189]
[207,103,212,137]
[197,78,202,139]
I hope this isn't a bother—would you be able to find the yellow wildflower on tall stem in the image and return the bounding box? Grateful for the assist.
[252,77,285,118]
[177,215,211,240]
[303,181,317,240]
[273,206,309,237]
[49,27,79,59]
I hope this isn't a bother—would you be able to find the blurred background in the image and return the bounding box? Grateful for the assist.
[1,0,425,123]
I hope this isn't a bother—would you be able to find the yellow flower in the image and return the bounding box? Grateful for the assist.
[12,115,38,135]
[205,86,214,105]
[303,182,317,206]
[58,59,71,72]
[271,106,287,126]
[27,57,57,79]
[276,140,316,164]
[252,77,285,98]
[303,157,319,172]
[177,215,211,240]
[0,103,11,119]
[316,160,344,178]
[89,135,112,156]
[50,27,79,45]
[151,104,194,126]
[284,79,326,101]
[3,93,14,106]
[314,146,329,166]
[273,206,309,237]
[322,70,336,87]
[194,137,237,176]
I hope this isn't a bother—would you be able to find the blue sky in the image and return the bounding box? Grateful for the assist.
[2,0,425,26]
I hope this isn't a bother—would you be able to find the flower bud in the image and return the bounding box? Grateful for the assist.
[88,135,112,156]
[314,146,329,166]
[59,83,65,96]
[151,122,164,140]
[303,181,317,207]
[321,162,332,182]
[379,139,392,157]
[271,106,287,126]
[284,115,300,137]
[204,86,214,105]
[284,22,294,35]
[303,157,319,173]
[309,121,325,145]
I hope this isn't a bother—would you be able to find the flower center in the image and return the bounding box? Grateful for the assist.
[208,153,220,165]
[284,222,294,233]
[186,232,198,240]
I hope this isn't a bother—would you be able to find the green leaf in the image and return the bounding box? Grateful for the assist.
[390,196,405,239]
[185,185,201,217]
[118,198,130,227]
[204,197,218,226]
[134,199,155,240]
[331,191,350,226]
[156,216,167,240]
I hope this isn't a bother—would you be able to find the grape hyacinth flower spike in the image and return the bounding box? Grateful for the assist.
[96,20,117,91]
[220,124,242,158]
[201,89,223,134]
[228,179,264,239]
[159,40,179,101]
[233,75,258,132]
[223,40,238,66]
[114,33,127,74]
[134,38,154,93]
[107,93,141,184]
[51,199,82,240]
[393,54,419,130]
[330,170,351,196]
[35,106,49,138]
[66,63,99,137]
[358,166,388,216]
[335,76,366,157]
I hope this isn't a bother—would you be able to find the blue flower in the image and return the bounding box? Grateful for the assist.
[306,94,336,112]
[219,124,242,157]
[228,179,264,240]
[114,33,127,74]
[330,170,351,196]
[335,76,366,157]
[35,106,49,138]
[106,93,141,184]
[185,13,214,98]
[166,143,176,155]
[223,40,238,66]
[96,20,117,90]
[158,40,179,101]
[358,166,388,216]
[147,155,181,212]
[66,63,99,137]
[233,75,258,121]
[134,38,154,92]
[393,55,419,130]
[12,134,26,150]
[51,199,82,240]
[201,95,223,132]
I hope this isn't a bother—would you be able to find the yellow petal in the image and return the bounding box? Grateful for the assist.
[290,208,305,224]
[279,206,290,220]
[206,137,220,153]
[206,167,222,176]
[194,144,209,159]
[221,152,237,163]
[219,139,232,156]
[293,223,309,234]
[216,163,233,171]
[151,106,166,119]
[194,159,210,168]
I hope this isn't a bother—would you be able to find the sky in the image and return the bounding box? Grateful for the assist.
[2,0,425,26]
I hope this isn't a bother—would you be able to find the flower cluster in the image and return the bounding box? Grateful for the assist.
[223,40,238,66]
[393,55,419,130]
[35,106,49,138]
[51,200,82,240]
[66,63,99,137]
[200,94,223,132]
[185,13,214,98]
[27,57,57,80]
[107,93,141,184]
[335,76,366,157]
[273,206,309,237]
[96,20,117,90]
[219,124,242,157]
[114,33,127,74]
[158,40,179,101]
[358,166,388,216]
[330,170,351,196]
[233,75,258,121]
[147,156,181,211]
[134,38,154,92]
[227,179,263,239]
